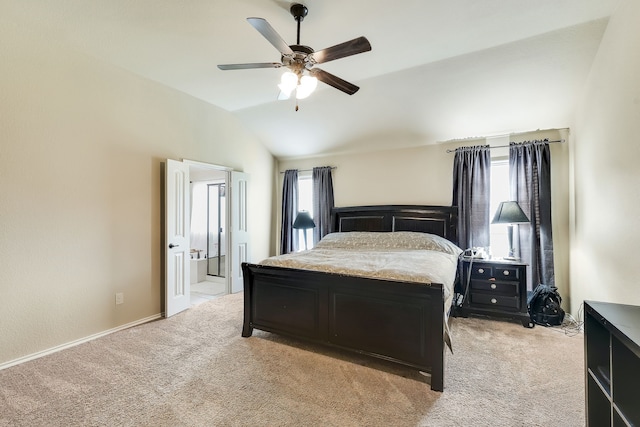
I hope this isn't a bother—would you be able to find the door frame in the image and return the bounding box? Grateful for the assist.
[184,159,232,296]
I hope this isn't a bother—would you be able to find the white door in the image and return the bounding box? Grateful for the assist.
[230,171,250,293]
[165,159,191,317]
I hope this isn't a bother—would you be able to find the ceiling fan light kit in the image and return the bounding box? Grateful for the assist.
[218,3,371,109]
[279,72,318,100]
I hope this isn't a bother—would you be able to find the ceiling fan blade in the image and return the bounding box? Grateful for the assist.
[310,68,360,95]
[247,17,294,55]
[217,62,282,70]
[312,36,371,64]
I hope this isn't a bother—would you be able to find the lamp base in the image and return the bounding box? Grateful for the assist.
[506,225,519,261]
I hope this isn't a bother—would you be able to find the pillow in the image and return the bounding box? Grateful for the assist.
[315,231,462,256]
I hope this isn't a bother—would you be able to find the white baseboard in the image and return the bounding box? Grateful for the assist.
[0,313,163,371]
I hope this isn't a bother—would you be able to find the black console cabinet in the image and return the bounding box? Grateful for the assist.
[454,258,533,328]
[584,301,640,426]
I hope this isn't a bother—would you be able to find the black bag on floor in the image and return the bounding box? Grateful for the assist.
[528,284,565,326]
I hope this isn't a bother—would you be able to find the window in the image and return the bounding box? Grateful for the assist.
[489,159,510,258]
[297,174,314,250]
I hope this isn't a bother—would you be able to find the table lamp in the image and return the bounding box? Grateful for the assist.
[491,201,529,260]
[293,211,316,250]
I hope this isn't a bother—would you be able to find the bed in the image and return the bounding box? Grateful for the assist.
[241,205,460,391]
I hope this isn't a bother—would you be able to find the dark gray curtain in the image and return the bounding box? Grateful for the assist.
[509,140,554,290]
[280,169,298,254]
[452,145,491,250]
[312,166,334,244]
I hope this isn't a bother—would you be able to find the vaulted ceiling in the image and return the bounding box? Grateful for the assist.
[8,0,619,158]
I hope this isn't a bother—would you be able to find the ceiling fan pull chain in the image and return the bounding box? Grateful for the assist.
[295,99,299,112]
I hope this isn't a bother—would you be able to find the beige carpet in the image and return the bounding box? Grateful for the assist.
[0,292,584,426]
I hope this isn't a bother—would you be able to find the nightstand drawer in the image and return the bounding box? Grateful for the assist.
[493,266,520,280]
[471,293,520,309]
[468,265,520,280]
[470,280,518,296]
[469,265,492,279]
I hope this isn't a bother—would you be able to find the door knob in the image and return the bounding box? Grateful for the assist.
[169,243,179,249]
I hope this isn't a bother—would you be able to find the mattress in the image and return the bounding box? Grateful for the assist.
[262,231,460,290]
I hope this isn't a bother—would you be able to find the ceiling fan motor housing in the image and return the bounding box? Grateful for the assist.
[282,44,316,75]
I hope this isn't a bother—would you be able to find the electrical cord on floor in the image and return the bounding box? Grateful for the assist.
[546,302,584,337]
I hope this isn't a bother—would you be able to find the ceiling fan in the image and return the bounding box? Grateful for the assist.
[217,3,371,102]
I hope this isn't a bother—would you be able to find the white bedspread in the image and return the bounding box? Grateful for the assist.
[260,231,462,300]
[260,247,459,301]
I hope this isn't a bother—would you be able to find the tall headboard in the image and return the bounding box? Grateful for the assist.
[331,205,458,246]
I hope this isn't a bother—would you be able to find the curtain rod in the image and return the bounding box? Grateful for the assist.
[446,139,564,153]
[279,166,337,174]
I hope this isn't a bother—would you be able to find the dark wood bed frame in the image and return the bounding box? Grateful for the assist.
[241,205,458,391]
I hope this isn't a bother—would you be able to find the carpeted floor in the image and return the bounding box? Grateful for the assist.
[0,292,584,426]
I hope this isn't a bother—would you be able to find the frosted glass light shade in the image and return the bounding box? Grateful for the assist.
[296,75,318,99]
[277,72,318,100]
[278,71,298,99]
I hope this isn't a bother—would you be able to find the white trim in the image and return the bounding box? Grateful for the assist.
[0,313,163,371]
[183,159,232,171]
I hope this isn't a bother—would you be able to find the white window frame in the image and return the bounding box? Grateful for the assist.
[489,158,511,258]
[297,173,314,250]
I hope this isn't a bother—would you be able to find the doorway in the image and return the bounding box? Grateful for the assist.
[188,163,229,305]
[165,158,249,317]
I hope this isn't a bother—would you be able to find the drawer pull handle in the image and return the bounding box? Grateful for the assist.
[488,278,496,282]
[491,284,497,289]
[491,298,497,304]
[503,270,510,276]
[478,268,484,274]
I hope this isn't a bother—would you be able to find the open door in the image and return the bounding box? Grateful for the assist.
[165,159,191,317]
[230,171,250,293]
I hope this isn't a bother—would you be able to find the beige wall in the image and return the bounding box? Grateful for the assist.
[0,21,274,365]
[278,145,457,209]
[277,128,571,309]
[276,144,457,256]
[572,0,640,311]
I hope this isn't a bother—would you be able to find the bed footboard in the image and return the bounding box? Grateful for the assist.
[242,262,446,391]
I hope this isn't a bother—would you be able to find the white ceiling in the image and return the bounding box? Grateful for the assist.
[9,0,619,158]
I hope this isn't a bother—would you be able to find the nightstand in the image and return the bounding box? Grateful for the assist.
[454,258,534,328]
